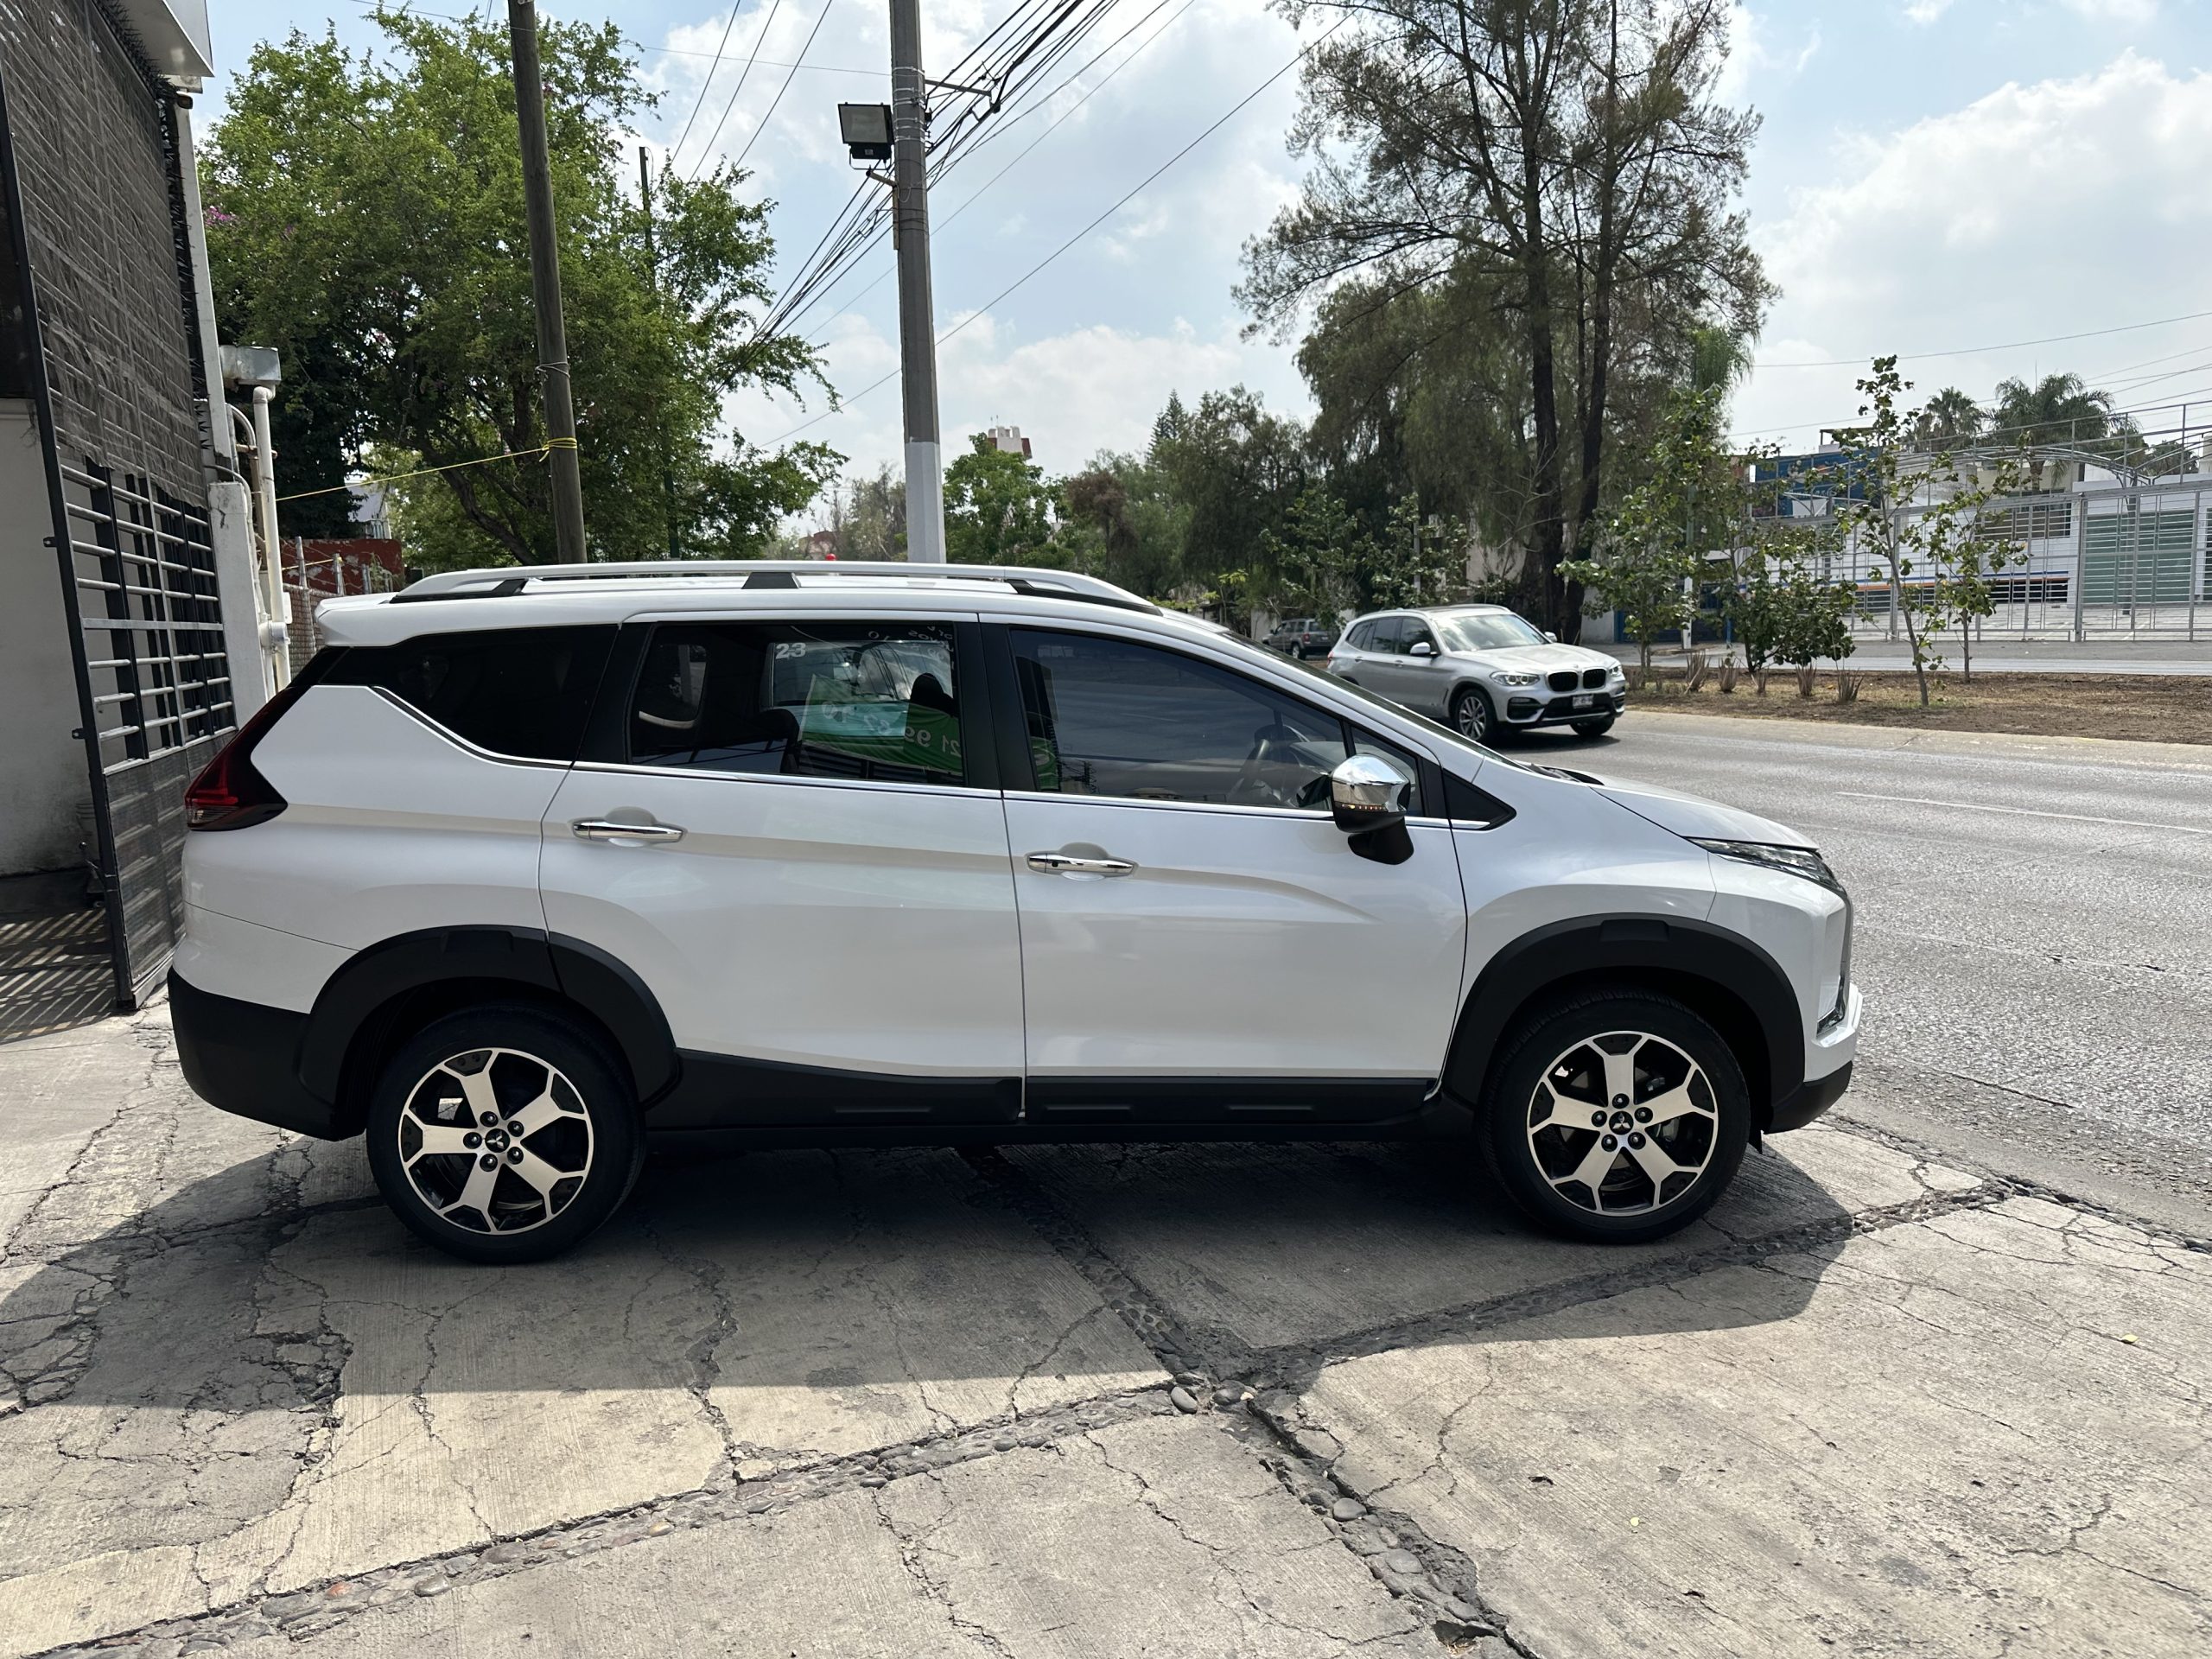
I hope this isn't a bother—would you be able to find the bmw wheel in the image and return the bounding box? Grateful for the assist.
[1480,991,1750,1243]
[365,1004,645,1263]
[1449,685,1495,743]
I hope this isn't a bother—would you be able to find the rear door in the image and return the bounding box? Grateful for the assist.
[539,613,1026,1128]
[1342,616,1402,695]
[998,623,1466,1127]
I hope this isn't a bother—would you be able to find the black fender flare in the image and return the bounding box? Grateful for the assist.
[1442,914,1802,1126]
[298,926,680,1119]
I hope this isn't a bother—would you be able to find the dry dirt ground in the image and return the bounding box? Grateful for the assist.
[1624,670,2212,745]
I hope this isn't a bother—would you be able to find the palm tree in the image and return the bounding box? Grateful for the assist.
[1911,387,1982,452]
[1688,326,1754,397]
[1988,372,2113,448]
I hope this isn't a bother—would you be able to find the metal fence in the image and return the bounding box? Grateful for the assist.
[0,0,232,1005]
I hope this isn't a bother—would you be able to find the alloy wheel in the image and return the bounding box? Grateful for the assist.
[1454,690,1491,741]
[1524,1030,1719,1215]
[394,1046,595,1235]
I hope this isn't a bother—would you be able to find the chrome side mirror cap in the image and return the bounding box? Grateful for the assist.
[1408,639,1435,658]
[1330,753,1413,834]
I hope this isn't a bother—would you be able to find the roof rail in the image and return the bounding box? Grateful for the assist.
[389,560,1159,614]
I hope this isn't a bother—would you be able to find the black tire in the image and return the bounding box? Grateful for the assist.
[1478,990,1750,1244]
[1448,684,1496,743]
[1571,715,1617,739]
[365,1003,645,1264]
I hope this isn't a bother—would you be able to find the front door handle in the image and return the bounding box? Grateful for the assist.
[572,819,684,842]
[1026,851,1135,876]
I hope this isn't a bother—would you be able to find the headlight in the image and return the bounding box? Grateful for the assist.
[1489,671,1541,687]
[1606,663,1625,681]
[1689,839,1843,894]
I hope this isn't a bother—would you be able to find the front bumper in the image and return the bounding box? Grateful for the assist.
[168,969,346,1138]
[1503,690,1626,727]
[1770,983,1861,1133]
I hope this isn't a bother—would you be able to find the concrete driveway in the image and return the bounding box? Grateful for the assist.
[3,1005,2208,1658]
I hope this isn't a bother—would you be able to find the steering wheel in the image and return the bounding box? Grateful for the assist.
[1229,720,1305,808]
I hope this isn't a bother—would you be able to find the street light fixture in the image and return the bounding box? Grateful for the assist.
[837,102,893,162]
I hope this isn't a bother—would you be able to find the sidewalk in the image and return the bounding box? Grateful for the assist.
[2,1007,2205,1657]
[1618,639,2212,675]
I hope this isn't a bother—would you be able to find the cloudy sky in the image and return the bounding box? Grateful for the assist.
[203,0,2212,503]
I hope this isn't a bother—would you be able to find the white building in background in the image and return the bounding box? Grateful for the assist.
[987,424,1033,461]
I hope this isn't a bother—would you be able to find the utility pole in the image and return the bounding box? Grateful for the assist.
[889,0,945,563]
[639,145,681,559]
[507,0,587,563]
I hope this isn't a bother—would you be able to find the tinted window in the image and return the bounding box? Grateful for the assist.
[627,621,963,787]
[1344,621,1371,650]
[1403,620,1440,654]
[327,626,615,760]
[1014,630,1357,811]
[1370,617,1406,655]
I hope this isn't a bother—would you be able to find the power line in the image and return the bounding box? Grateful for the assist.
[729,0,842,175]
[1751,308,2212,372]
[685,0,785,178]
[760,16,1342,446]
[667,3,750,170]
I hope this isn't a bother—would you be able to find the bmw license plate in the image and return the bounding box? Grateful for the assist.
[1572,693,1595,709]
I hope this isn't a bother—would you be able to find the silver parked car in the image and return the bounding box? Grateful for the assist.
[1326,605,1626,743]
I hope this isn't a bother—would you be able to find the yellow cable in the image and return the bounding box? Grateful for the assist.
[276,438,578,504]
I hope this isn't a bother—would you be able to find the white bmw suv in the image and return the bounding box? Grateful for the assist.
[1328,604,1628,743]
[170,562,1858,1263]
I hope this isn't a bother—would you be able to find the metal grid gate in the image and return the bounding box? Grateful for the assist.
[0,0,232,1006]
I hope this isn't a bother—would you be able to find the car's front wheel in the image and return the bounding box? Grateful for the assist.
[365,1004,645,1263]
[1478,990,1750,1243]
[1449,685,1495,743]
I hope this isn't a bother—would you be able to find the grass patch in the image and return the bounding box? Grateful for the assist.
[1623,668,2212,745]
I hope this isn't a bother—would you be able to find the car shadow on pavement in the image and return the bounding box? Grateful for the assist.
[0,1129,1855,1420]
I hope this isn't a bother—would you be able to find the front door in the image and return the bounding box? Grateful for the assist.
[999,625,1467,1127]
[1394,617,1452,717]
[540,614,1024,1127]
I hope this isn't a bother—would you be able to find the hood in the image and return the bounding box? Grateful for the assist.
[1586,772,1810,849]
[1445,642,1618,674]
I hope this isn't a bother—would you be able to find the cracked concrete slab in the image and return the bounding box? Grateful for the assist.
[1002,1126,1983,1361]
[206,1416,1433,1659]
[642,1149,1166,1478]
[1306,1197,2212,1658]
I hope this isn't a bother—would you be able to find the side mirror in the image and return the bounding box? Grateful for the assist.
[1330,753,1412,834]
[1408,639,1436,658]
[1542,631,1560,644]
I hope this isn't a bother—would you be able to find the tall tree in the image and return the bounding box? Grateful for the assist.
[1988,372,2113,448]
[944,435,1058,564]
[1912,387,1983,452]
[1242,0,1764,637]
[204,13,836,566]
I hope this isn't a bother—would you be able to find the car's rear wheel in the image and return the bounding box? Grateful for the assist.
[1571,715,1617,738]
[1449,685,1495,743]
[1478,990,1750,1243]
[365,1004,645,1264]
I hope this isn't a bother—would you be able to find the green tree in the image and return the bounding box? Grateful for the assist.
[1562,385,1730,682]
[1147,387,1308,594]
[944,435,1058,564]
[204,12,836,567]
[1054,454,1187,597]
[1989,372,2113,448]
[1912,387,1982,453]
[1242,0,1766,638]
[1832,359,2024,704]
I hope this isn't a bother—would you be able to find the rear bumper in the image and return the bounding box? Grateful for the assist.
[168,970,346,1139]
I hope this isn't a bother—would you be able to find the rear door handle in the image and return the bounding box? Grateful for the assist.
[572,819,684,842]
[1026,851,1135,876]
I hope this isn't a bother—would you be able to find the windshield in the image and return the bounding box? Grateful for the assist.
[1435,612,1548,652]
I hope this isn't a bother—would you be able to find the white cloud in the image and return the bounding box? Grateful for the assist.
[1718,3,1824,109]
[1735,51,2212,446]
[1904,0,1956,25]
[2058,0,2161,22]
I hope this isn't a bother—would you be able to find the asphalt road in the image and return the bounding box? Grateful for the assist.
[1526,714,2212,1209]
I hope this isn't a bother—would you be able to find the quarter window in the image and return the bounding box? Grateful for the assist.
[1013,629,1425,813]
[627,622,964,786]
[325,626,614,761]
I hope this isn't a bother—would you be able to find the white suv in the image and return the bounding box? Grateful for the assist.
[1328,604,1628,742]
[170,562,1858,1263]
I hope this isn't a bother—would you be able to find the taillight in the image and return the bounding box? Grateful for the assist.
[183,673,315,830]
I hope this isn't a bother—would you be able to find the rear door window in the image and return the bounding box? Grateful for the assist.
[325,626,615,760]
[626,621,965,787]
